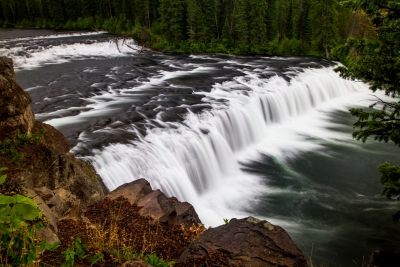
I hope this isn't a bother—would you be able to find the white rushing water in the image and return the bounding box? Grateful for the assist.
[0,33,142,70]
[5,31,382,226]
[79,66,375,226]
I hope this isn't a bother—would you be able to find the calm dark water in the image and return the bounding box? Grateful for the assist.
[2,28,399,265]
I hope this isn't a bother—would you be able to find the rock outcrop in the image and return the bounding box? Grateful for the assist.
[106,178,201,228]
[0,57,106,211]
[0,57,34,134]
[177,216,309,267]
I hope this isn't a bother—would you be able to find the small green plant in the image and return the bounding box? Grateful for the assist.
[0,167,57,266]
[90,252,105,265]
[223,218,229,224]
[61,237,88,267]
[0,129,45,163]
[144,253,175,267]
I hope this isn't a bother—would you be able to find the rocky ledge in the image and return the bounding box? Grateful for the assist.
[1,57,309,266]
[0,57,107,209]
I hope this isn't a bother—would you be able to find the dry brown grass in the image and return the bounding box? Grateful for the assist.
[41,196,206,266]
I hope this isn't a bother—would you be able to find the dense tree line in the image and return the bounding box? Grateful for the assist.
[0,0,375,56]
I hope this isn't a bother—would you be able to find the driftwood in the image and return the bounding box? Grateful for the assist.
[111,34,148,55]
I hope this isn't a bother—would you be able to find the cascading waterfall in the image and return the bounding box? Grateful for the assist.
[85,67,369,225]
[6,29,399,263]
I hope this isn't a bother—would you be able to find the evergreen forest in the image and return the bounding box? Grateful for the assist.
[0,0,376,56]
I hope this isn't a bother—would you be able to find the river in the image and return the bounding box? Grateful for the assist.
[1,29,399,265]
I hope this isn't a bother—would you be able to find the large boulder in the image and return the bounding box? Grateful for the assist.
[177,217,309,267]
[106,178,153,204]
[137,189,176,223]
[106,179,202,228]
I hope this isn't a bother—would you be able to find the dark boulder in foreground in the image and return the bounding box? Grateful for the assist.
[177,216,309,267]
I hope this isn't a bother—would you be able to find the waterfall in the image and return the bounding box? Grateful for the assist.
[85,66,369,225]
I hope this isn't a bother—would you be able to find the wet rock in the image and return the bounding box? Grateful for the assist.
[369,250,400,267]
[178,216,308,267]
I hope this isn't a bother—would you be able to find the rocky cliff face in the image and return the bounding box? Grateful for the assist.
[0,58,34,134]
[0,57,106,210]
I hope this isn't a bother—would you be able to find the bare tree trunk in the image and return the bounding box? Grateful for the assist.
[230,5,235,35]
[325,43,330,59]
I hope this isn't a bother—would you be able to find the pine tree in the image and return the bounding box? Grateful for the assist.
[296,0,311,44]
[46,0,66,28]
[27,0,42,23]
[285,0,294,39]
[81,0,97,18]
[1,0,16,23]
[186,0,204,42]
[266,0,278,41]
[158,0,185,44]
[234,0,250,47]
[310,0,339,58]
[199,0,217,41]
[249,0,268,46]
[64,0,81,21]
[220,0,235,43]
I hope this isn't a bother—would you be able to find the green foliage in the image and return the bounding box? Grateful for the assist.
[310,0,340,58]
[349,103,400,145]
[335,0,400,220]
[158,0,185,44]
[223,218,229,224]
[0,168,58,265]
[378,163,400,198]
[0,167,7,185]
[90,252,105,265]
[0,128,45,163]
[61,237,88,267]
[144,253,176,267]
[378,162,400,221]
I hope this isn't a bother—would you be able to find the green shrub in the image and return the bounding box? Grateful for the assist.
[61,238,88,267]
[0,167,59,265]
[0,129,45,163]
[144,254,175,267]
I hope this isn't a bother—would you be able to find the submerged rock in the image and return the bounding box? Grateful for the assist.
[177,216,308,267]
